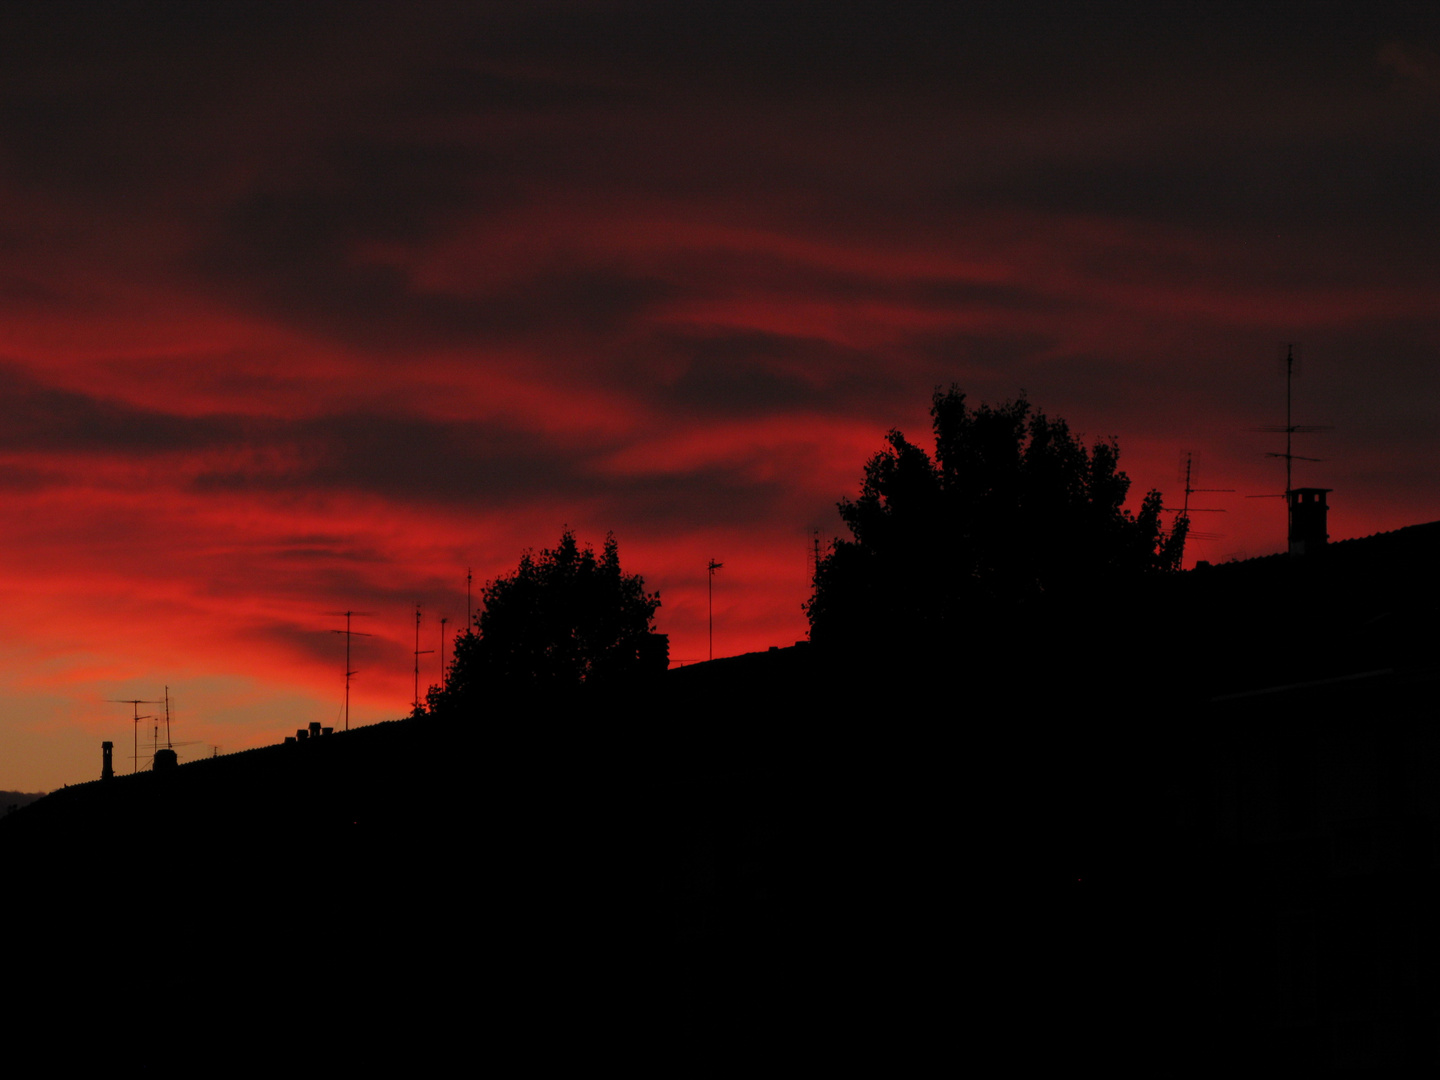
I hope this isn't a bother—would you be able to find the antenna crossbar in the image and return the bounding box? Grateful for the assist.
[327,611,374,731]
[109,698,162,775]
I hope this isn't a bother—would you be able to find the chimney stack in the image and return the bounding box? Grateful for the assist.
[102,741,114,781]
[1288,487,1331,556]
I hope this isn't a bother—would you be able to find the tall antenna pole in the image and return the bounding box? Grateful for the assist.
[110,699,161,774]
[345,615,351,730]
[328,611,373,731]
[413,603,434,714]
[1285,346,1296,544]
[1166,451,1232,561]
[1285,345,1294,499]
[1179,452,1233,516]
[439,617,448,689]
[1257,345,1327,542]
[707,558,723,661]
[466,567,473,630]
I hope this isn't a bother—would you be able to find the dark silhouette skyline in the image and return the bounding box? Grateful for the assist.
[10,510,1440,1066]
[6,4,1439,1066]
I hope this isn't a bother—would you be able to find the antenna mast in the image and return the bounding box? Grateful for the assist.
[707,558,723,661]
[328,611,373,731]
[1174,451,1233,517]
[1256,344,1328,536]
[1165,452,1233,558]
[110,698,161,774]
[413,604,434,714]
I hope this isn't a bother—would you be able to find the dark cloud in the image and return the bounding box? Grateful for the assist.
[628,329,881,417]
[0,359,822,525]
[0,364,603,511]
[187,406,828,533]
[400,58,653,119]
[603,467,811,533]
[0,463,66,492]
[189,411,592,505]
[0,363,245,455]
[195,174,672,348]
[0,271,63,308]
[0,4,338,198]
[977,127,1440,246]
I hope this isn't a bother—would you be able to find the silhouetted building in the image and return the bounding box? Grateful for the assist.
[9,504,1440,1068]
[1149,510,1440,1067]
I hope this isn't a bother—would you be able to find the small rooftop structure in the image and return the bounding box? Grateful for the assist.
[1288,486,1331,556]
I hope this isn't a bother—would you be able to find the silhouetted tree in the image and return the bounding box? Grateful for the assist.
[432,529,665,709]
[805,387,1186,645]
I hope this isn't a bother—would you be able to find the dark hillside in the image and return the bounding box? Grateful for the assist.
[11,545,1439,1071]
[2,644,1126,1068]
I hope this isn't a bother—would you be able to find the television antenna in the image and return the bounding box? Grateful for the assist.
[413,604,434,713]
[1165,452,1232,547]
[155,688,200,763]
[109,698,161,774]
[707,558,723,661]
[439,616,449,689]
[1254,344,1329,495]
[326,611,373,731]
[808,527,824,579]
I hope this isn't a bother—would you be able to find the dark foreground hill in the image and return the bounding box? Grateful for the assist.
[3,642,1141,1070]
[9,546,1440,1072]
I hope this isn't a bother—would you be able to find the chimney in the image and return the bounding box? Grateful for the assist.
[1288,487,1331,556]
[102,741,114,781]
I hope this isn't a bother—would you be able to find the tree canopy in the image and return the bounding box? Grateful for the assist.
[434,529,665,707]
[805,387,1185,645]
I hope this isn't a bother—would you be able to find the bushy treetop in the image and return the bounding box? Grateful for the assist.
[433,529,664,708]
[806,387,1185,644]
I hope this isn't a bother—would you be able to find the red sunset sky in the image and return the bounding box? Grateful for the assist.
[2,2,1438,791]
